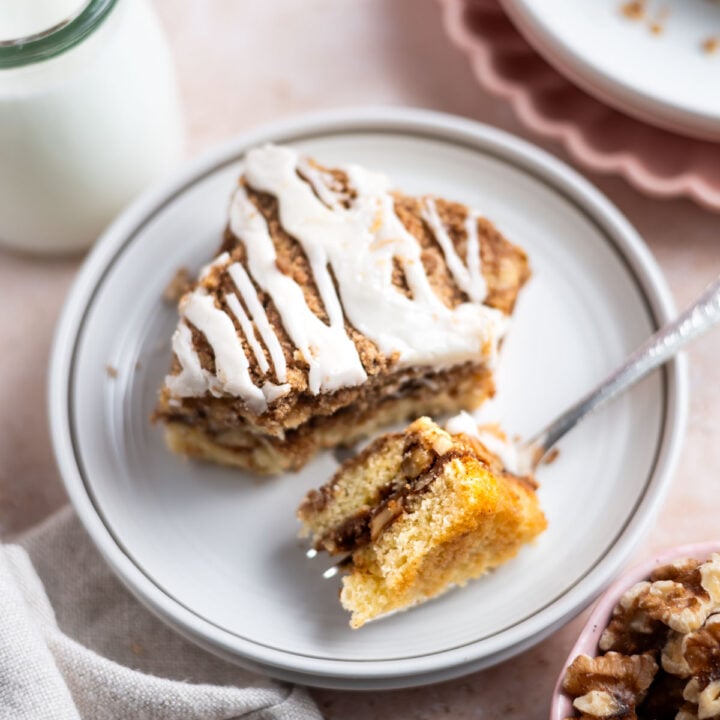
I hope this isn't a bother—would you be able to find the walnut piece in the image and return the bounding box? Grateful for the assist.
[697,680,720,720]
[563,652,657,718]
[663,630,692,678]
[684,614,720,675]
[573,690,632,718]
[702,558,720,612]
[676,703,699,720]
[569,556,720,720]
[602,556,720,656]
[636,669,686,719]
[680,615,720,720]
[645,556,720,634]
[683,676,720,720]
[600,581,668,654]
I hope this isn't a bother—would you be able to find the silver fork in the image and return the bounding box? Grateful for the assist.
[316,274,720,578]
[516,273,720,473]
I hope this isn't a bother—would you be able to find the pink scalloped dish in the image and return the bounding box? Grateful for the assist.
[439,0,720,212]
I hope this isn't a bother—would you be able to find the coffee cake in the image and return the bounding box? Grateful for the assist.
[297,415,547,628]
[154,145,530,474]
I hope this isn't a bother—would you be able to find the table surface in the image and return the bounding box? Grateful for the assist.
[2,1,720,717]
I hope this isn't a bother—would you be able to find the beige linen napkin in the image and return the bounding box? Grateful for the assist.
[0,507,322,720]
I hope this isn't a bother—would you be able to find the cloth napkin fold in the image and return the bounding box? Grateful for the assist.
[0,507,322,720]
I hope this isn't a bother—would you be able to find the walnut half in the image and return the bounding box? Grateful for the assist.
[563,652,658,719]
[646,556,720,635]
[681,614,720,720]
[599,581,667,655]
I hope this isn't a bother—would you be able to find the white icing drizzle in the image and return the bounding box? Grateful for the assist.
[445,411,527,476]
[464,211,487,303]
[199,251,229,280]
[262,381,291,403]
[166,322,206,397]
[420,198,486,303]
[166,144,509,413]
[245,146,506,369]
[227,262,287,382]
[229,183,367,394]
[297,158,343,210]
[180,290,267,411]
[224,292,269,373]
[445,411,479,438]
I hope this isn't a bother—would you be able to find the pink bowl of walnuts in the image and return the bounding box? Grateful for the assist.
[551,541,720,720]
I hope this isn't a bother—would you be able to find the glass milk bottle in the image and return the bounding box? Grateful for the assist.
[0,0,184,254]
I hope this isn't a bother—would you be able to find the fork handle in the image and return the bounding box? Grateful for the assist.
[529,274,720,457]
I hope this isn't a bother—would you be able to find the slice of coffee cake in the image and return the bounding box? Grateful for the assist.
[297,416,547,628]
[154,145,530,474]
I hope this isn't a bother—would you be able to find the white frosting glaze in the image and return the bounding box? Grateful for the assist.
[167,289,292,414]
[229,183,367,395]
[166,144,510,414]
[261,381,291,403]
[227,262,287,382]
[225,292,269,373]
[165,322,206,397]
[445,411,528,476]
[246,147,506,364]
[464,210,488,302]
[199,251,229,280]
[296,158,343,210]
[420,198,486,303]
[179,290,267,411]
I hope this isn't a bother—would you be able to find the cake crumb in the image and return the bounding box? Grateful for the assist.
[106,365,118,379]
[130,641,145,656]
[649,6,669,35]
[620,0,646,20]
[542,447,560,466]
[620,1,669,34]
[163,266,191,302]
[702,36,720,54]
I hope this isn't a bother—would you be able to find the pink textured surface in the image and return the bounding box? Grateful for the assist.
[440,0,720,211]
[1,1,720,718]
[550,541,720,719]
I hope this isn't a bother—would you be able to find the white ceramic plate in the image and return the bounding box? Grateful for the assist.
[49,108,688,690]
[501,0,720,141]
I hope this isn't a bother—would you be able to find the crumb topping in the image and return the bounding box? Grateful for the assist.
[157,145,528,418]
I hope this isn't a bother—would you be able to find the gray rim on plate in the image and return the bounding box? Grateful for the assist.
[48,107,688,688]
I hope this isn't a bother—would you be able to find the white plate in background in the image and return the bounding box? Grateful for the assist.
[501,0,720,141]
[49,108,687,689]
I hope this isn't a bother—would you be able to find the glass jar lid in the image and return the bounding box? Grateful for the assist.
[0,0,117,69]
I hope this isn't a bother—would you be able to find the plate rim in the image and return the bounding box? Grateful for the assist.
[500,0,720,142]
[48,106,689,689]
